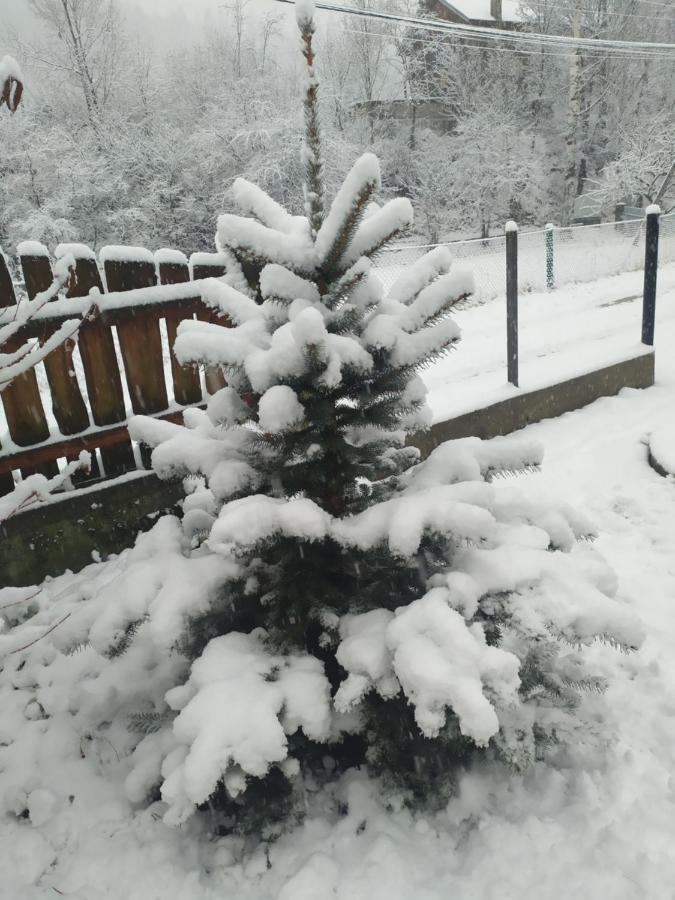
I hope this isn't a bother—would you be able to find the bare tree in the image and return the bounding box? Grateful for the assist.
[259,12,282,75]
[27,0,124,136]
[222,0,253,79]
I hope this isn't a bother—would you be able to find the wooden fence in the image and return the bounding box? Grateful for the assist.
[0,243,232,497]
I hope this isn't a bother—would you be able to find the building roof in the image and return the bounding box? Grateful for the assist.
[436,0,528,24]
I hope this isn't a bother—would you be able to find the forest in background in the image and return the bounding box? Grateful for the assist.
[1,0,674,253]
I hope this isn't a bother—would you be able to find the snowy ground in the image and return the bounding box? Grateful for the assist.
[423,261,675,422]
[2,274,675,898]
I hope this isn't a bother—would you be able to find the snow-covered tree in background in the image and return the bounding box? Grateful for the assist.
[0,58,92,520]
[590,118,675,216]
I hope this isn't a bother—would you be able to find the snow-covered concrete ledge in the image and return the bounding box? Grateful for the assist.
[413,350,655,457]
[0,473,184,588]
[1,349,655,588]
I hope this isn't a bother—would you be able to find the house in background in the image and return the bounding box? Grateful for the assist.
[424,0,528,28]
[350,98,454,137]
[349,0,529,139]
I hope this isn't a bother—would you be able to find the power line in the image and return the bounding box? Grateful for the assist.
[340,23,675,60]
[273,0,675,58]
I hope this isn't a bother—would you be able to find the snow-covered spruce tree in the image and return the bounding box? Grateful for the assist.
[124,0,641,832]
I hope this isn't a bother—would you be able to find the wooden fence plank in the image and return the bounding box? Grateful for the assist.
[19,247,99,486]
[156,250,202,406]
[0,407,198,476]
[0,249,58,484]
[19,247,91,437]
[59,245,135,477]
[190,252,229,394]
[1,243,237,489]
[0,251,19,495]
[101,247,168,468]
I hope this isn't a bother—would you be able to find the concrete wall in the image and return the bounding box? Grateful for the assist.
[411,352,654,456]
[0,474,184,588]
[0,350,655,589]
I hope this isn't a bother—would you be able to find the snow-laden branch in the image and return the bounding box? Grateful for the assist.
[0,451,92,525]
[0,252,91,392]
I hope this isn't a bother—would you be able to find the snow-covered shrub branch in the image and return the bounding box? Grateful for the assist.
[0,451,91,524]
[0,252,86,391]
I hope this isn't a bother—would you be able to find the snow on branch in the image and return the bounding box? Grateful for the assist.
[259,264,321,306]
[232,179,307,235]
[315,153,381,271]
[342,198,414,268]
[295,0,316,27]
[161,630,331,824]
[217,214,317,274]
[0,452,91,525]
[388,247,453,304]
[0,252,91,392]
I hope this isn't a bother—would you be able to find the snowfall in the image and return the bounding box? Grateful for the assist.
[2,264,675,899]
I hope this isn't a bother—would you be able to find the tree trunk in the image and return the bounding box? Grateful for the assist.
[562,0,583,225]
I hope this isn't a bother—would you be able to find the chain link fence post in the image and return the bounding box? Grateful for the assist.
[545,223,554,290]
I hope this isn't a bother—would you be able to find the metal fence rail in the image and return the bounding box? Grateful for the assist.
[376,212,675,304]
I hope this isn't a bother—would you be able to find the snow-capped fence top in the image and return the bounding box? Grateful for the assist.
[0,245,232,495]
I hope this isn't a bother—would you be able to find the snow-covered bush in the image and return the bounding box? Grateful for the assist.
[0,0,642,838]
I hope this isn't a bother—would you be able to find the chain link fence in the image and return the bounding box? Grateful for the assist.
[376,212,675,304]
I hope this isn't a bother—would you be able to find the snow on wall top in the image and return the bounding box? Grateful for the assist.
[17,240,49,258]
[99,245,155,265]
[437,0,528,23]
[54,243,96,261]
[155,248,188,266]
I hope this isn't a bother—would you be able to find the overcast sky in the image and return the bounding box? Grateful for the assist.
[1,0,299,47]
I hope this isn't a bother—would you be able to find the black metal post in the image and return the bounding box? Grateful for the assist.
[545,223,554,290]
[506,222,518,387]
[642,206,660,346]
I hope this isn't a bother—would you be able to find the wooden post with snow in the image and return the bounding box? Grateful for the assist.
[156,250,202,406]
[19,244,91,439]
[641,205,660,347]
[506,221,519,387]
[62,244,135,477]
[0,250,58,483]
[101,248,169,468]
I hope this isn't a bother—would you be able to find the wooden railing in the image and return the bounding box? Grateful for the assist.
[0,243,231,496]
